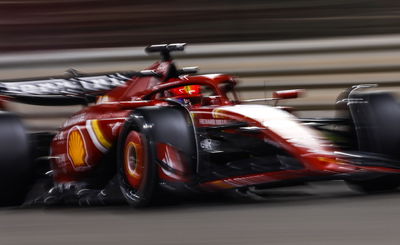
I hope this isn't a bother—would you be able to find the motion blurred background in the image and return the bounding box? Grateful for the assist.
[2,0,400,130]
[1,0,400,51]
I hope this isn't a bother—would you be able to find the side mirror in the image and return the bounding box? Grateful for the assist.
[273,89,304,100]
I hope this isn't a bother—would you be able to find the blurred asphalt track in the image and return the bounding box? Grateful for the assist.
[1,181,400,245]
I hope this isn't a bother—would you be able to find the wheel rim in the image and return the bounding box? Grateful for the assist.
[124,131,146,190]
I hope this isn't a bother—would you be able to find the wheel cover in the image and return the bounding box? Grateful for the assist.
[124,131,146,190]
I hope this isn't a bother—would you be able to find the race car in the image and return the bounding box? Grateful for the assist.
[1,43,400,207]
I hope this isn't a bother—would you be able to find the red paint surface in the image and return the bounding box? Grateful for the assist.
[50,59,400,190]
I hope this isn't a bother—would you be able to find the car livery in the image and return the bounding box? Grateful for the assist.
[1,43,400,207]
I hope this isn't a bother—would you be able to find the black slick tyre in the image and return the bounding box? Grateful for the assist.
[345,92,400,192]
[0,112,31,206]
[347,175,400,193]
[117,115,157,208]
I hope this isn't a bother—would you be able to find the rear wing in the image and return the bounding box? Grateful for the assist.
[0,71,141,105]
[145,43,186,61]
[0,43,194,106]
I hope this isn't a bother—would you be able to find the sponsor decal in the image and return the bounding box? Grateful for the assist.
[63,113,87,128]
[198,118,230,125]
[67,127,88,167]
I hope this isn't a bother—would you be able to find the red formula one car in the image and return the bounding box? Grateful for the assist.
[1,44,400,207]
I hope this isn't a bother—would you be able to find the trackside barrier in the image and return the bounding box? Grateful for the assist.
[2,34,400,130]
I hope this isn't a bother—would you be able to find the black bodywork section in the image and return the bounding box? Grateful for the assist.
[196,127,304,182]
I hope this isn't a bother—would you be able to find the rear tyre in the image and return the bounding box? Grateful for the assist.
[0,112,32,206]
[117,118,157,208]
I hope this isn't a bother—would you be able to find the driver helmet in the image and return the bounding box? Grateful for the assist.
[170,85,201,97]
[169,85,202,105]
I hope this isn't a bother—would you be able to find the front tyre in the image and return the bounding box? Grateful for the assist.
[117,124,157,208]
[346,175,400,193]
[343,92,400,193]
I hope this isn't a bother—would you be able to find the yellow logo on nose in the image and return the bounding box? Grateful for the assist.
[68,129,87,167]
